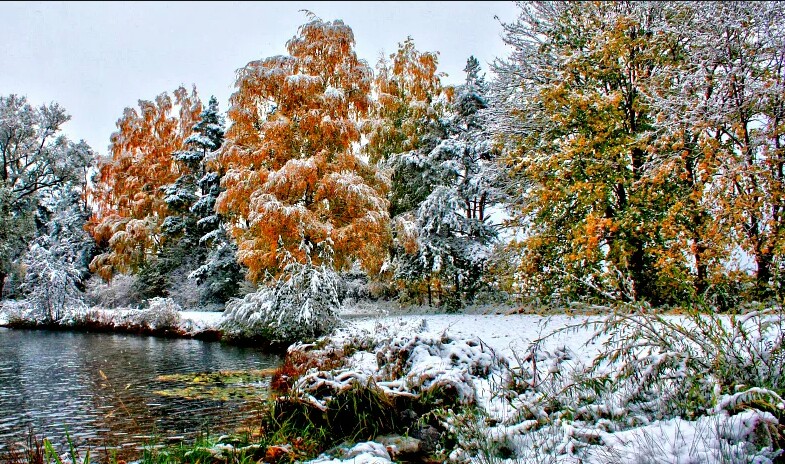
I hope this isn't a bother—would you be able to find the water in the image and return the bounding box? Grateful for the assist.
[0,327,281,458]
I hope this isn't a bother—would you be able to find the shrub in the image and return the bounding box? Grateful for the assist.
[221,246,340,346]
[119,297,182,331]
[84,274,142,309]
[489,304,785,462]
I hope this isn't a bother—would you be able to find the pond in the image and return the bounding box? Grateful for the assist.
[0,327,281,459]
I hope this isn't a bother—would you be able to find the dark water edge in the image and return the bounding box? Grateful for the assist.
[0,328,282,460]
[0,319,222,342]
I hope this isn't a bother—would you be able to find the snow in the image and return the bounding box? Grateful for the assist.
[95,308,223,332]
[595,410,780,464]
[343,312,603,365]
[293,308,783,464]
[309,442,391,464]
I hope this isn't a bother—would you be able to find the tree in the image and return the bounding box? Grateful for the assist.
[0,185,34,297]
[220,240,340,345]
[165,95,243,305]
[217,14,390,282]
[364,37,448,217]
[0,95,93,295]
[21,190,93,322]
[690,2,785,298]
[492,1,785,306]
[395,57,502,307]
[491,2,679,304]
[88,86,202,281]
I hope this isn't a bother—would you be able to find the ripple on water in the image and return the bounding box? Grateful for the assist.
[0,329,280,459]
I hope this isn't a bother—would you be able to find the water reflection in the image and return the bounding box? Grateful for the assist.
[0,328,280,458]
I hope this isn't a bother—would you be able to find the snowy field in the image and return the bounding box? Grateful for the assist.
[302,308,783,464]
[344,312,604,364]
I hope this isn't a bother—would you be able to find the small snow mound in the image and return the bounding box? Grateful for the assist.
[306,441,392,464]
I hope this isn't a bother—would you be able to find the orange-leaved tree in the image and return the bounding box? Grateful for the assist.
[216,15,390,282]
[88,86,202,279]
[364,38,450,220]
[364,36,445,165]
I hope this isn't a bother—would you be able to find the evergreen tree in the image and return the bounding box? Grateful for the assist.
[395,57,501,307]
[147,96,242,306]
[22,188,93,321]
[186,97,243,304]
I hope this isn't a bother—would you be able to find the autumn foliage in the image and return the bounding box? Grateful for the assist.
[72,5,785,311]
[216,15,390,282]
[364,37,446,165]
[88,86,202,279]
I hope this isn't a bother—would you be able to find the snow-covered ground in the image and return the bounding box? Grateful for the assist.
[168,303,605,365]
[297,308,783,464]
[344,313,603,363]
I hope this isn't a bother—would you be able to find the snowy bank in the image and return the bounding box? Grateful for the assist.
[286,309,785,463]
[0,298,225,340]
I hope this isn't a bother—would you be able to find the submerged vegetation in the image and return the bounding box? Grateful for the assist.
[154,370,275,401]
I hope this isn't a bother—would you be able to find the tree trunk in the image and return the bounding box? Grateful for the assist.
[756,250,773,299]
[0,270,6,298]
[628,237,649,303]
[694,240,708,297]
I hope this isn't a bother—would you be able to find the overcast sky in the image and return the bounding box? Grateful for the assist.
[1,1,518,156]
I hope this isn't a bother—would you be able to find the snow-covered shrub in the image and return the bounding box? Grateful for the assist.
[144,297,183,329]
[120,297,182,331]
[166,264,202,310]
[588,410,781,464]
[21,240,86,323]
[221,248,340,345]
[481,305,785,462]
[288,324,507,411]
[583,306,785,419]
[266,322,508,462]
[84,273,142,308]
[338,267,371,303]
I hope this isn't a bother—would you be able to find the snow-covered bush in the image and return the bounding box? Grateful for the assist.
[582,306,785,420]
[291,329,506,407]
[21,241,86,323]
[221,246,340,345]
[120,297,182,331]
[18,191,92,323]
[470,305,785,462]
[337,266,371,303]
[144,297,183,329]
[84,273,143,308]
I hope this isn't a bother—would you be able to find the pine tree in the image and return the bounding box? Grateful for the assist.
[395,57,501,307]
[184,96,243,304]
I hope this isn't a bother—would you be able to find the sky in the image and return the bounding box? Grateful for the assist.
[0,1,519,156]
